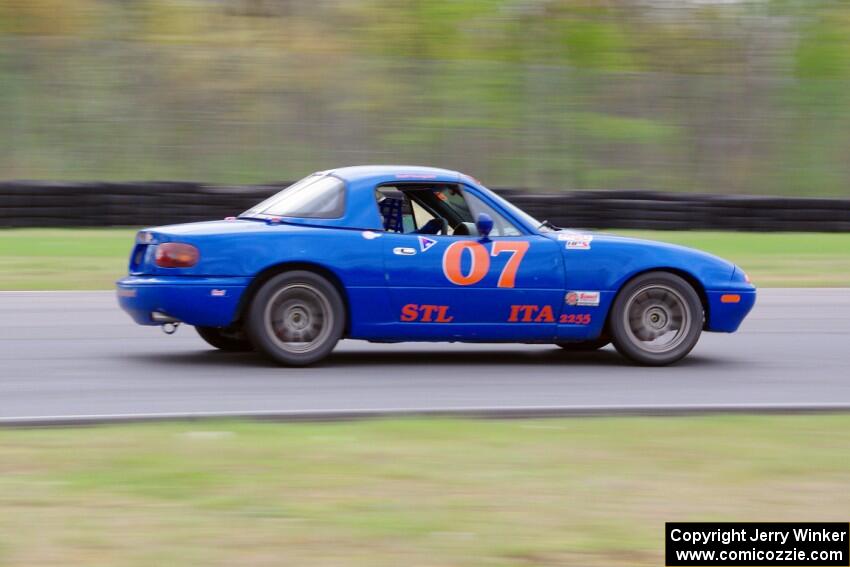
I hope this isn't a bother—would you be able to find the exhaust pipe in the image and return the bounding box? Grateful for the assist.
[151,311,181,334]
[151,311,179,323]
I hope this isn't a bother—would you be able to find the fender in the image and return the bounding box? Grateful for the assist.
[550,232,741,337]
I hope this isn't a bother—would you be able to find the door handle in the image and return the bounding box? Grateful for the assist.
[393,247,416,256]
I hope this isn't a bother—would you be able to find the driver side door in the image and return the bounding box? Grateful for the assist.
[377,183,564,340]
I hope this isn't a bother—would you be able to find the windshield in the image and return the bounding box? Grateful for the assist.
[480,187,553,232]
[240,175,346,219]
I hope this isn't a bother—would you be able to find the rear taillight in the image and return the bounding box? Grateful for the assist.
[155,243,199,268]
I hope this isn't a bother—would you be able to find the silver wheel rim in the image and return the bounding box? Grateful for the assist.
[622,284,691,354]
[264,284,333,354]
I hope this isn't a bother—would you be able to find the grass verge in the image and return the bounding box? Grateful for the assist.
[0,416,849,566]
[0,228,134,290]
[1,228,849,289]
[613,230,850,287]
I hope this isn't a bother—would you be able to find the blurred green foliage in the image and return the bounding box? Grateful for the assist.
[1,0,850,195]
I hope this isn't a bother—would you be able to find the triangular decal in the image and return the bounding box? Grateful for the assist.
[418,236,437,253]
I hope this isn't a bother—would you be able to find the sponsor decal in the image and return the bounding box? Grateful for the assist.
[361,230,382,240]
[418,236,437,253]
[400,304,454,323]
[393,247,416,256]
[558,232,593,250]
[395,173,437,179]
[565,291,600,307]
[565,237,592,250]
[117,288,137,298]
[557,231,589,241]
[210,289,227,297]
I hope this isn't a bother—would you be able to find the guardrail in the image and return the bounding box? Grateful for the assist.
[1,181,849,231]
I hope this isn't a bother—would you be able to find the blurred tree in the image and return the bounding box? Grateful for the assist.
[0,0,848,195]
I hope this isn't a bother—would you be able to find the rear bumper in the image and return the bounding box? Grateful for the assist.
[705,289,756,333]
[116,275,250,327]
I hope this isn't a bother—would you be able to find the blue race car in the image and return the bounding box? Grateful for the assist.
[117,165,755,366]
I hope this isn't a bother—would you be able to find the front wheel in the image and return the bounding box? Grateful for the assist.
[610,272,703,366]
[246,271,345,366]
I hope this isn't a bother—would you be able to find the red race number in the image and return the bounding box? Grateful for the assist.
[441,241,490,286]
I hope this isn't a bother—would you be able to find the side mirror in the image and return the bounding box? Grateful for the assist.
[476,212,493,240]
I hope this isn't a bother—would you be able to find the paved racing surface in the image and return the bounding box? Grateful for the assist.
[1,289,849,421]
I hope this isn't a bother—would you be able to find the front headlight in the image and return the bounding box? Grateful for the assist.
[733,266,752,285]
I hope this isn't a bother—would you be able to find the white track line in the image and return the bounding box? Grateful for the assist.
[3,403,850,426]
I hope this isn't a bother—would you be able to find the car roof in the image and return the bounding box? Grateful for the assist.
[255,165,481,231]
[326,165,461,184]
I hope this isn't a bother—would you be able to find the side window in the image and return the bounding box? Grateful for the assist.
[375,187,414,233]
[411,200,438,229]
[433,186,474,222]
[375,185,455,235]
[375,184,519,236]
[463,191,522,236]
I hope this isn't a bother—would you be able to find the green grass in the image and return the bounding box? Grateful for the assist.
[0,416,848,566]
[1,228,849,289]
[613,230,850,287]
[0,228,135,290]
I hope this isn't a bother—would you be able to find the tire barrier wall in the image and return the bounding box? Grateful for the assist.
[1,181,849,231]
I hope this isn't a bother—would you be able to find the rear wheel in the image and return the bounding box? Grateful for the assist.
[246,271,345,366]
[610,272,703,366]
[195,325,253,352]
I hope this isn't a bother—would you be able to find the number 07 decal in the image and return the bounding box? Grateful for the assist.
[442,241,530,288]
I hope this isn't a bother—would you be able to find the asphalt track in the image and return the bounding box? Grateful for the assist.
[1,289,849,424]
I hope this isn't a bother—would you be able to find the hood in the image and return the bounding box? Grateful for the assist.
[591,232,732,265]
[548,230,739,290]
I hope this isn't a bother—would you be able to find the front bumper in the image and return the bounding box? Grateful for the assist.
[116,275,250,327]
[705,289,756,332]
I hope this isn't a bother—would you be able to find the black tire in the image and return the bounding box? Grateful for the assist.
[246,271,345,366]
[556,336,610,351]
[195,325,253,352]
[610,271,703,366]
